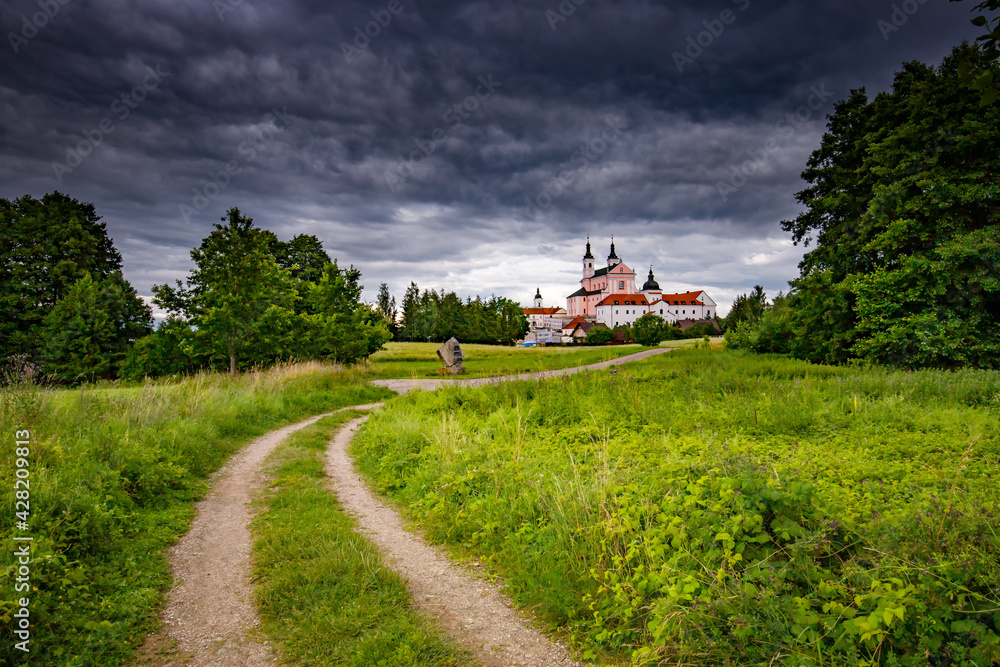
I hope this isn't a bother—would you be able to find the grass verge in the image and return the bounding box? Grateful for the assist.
[251,412,471,666]
[360,342,653,379]
[0,362,391,666]
[353,349,1000,666]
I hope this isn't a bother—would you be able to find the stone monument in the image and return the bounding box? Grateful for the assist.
[436,337,467,375]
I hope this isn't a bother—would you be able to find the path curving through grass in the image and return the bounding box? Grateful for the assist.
[135,352,671,666]
[326,416,581,667]
[132,405,383,667]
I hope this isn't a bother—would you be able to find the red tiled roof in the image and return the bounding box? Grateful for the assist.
[656,291,706,306]
[523,307,564,315]
[561,316,590,331]
[596,293,650,307]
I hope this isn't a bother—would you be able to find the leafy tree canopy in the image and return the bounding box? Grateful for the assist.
[0,192,130,358]
[781,44,1000,368]
[149,207,387,375]
[41,272,152,382]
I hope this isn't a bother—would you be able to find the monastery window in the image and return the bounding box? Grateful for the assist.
[618,280,624,290]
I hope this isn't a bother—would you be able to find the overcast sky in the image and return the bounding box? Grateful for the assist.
[0,0,983,315]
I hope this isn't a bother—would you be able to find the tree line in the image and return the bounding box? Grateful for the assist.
[377,281,528,344]
[726,44,1000,369]
[0,194,390,383]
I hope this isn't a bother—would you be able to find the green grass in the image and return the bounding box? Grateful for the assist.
[0,362,391,666]
[352,349,1000,666]
[251,412,472,666]
[359,342,653,379]
[658,336,724,349]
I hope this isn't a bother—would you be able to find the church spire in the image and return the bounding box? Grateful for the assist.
[642,266,660,291]
[583,235,594,259]
[607,236,620,266]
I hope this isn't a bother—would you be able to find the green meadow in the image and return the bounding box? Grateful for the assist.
[0,363,391,666]
[361,341,653,379]
[353,349,1000,666]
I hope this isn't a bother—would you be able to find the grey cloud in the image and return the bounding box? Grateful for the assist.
[0,0,985,310]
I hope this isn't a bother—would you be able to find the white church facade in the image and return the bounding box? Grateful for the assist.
[565,238,717,329]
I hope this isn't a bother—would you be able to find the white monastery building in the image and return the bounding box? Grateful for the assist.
[525,238,718,340]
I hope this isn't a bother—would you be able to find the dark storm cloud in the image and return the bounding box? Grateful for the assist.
[0,0,984,310]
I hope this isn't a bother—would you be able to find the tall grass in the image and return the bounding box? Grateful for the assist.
[353,349,1000,666]
[0,362,390,666]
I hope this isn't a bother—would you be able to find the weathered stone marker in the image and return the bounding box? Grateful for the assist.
[436,337,467,375]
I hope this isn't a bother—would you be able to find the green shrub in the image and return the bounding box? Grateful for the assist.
[585,326,615,346]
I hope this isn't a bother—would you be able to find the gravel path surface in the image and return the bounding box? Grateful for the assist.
[326,416,582,667]
[132,405,383,667]
[371,346,671,394]
[136,350,669,666]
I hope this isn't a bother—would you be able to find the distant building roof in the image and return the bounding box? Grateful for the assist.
[570,320,603,336]
[523,307,564,315]
[566,287,603,298]
[562,316,590,331]
[655,291,707,306]
[596,294,650,307]
[676,318,721,332]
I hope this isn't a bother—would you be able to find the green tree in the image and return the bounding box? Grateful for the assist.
[270,233,332,283]
[400,282,421,341]
[376,282,397,337]
[154,208,298,373]
[585,326,615,346]
[633,313,670,346]
[492,296,529,344]
[299,262,391,364]
[782,45,1000,368]
[40,273,152,382]
[724,285,768,330]
[0,192,133,359]
[951,0,1000,104]
[120,317,199,379]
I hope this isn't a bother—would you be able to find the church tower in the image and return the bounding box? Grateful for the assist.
[533,287,543,308]
[607,237,621,268]
[641,266,662,301]
[583,236,595,279]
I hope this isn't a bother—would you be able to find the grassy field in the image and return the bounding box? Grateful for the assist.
[0,363,391,666]
[251,412,471,666]
[658,336,725,349]
[360,342,653,379]
[353,349,1000,666]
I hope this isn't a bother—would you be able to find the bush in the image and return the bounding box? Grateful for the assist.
[632,314,669,346]
[585,326,615,346]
